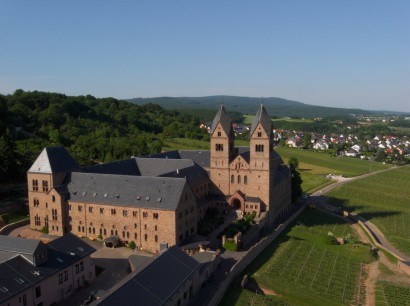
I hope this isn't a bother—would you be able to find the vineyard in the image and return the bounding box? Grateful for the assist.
[220,209,376,306]
[327,166,410,256]
[376,281,410,305]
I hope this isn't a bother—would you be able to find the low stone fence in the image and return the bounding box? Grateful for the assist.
[208,203,307,306]
[0,218,30,235]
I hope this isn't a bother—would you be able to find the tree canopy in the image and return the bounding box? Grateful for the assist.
[0,90,208,182]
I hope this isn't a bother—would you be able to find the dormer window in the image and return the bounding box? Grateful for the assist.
[217,131,221,137]
[257,132,262,137]
[215,144,224,151]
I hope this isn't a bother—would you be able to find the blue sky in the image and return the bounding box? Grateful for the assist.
[0,1,409,112]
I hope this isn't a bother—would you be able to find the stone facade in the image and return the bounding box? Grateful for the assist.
[209,105,291,227]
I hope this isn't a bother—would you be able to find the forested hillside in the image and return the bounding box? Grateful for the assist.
[128,95,371,118]
[0,90,209,182]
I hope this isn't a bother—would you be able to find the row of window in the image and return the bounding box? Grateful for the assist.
[246,204,259,210]
[32,179,48,192]
[231,175,248,184]
[71,205,160,219]
[78,225,160,242]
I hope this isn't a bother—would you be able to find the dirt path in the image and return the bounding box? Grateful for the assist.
[260,286,281,297]
[351,221,378,306]
[364,261,379,306]
[351,223,370,244]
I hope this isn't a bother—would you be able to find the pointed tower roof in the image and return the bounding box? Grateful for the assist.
[251,104,272,136]
[210,105,232,135]
[28,146,79,173]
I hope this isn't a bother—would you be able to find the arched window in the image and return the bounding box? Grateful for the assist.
[231,175,234,183]
[244,175,248,184]
[237,175,241,184]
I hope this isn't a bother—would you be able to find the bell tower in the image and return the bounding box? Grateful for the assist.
[210,105,234,195]
[249,104,274,207]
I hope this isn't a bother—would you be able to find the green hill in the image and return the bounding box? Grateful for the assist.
[126,95,371,118]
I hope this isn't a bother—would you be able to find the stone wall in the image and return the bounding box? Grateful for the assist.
[208,203,306,306]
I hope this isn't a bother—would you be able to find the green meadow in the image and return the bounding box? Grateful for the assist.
[275,147,392,177]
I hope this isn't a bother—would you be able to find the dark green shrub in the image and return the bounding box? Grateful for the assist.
[41,225,49,234]
[128,240,136,249]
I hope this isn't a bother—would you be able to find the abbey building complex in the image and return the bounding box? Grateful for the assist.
[27,105,291,253]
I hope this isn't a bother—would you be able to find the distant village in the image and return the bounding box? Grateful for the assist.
[201,113,410,163]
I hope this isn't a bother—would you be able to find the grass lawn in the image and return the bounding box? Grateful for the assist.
[326,166,410,257]
[0,210,29,225]
[275,147,392,177]
[299,171,333,193]
[220,209,376,306]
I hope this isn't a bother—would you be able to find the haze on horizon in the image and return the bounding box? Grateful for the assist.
[0,1,409,112]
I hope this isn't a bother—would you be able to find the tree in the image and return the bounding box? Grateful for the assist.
[303,133,312,149]
[374,149,387,162]
[0,129,19,182]
[288,157,299,169]
[288,157,303,203]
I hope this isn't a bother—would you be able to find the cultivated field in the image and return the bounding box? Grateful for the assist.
[220,209,376,306]
[327,166,410,257]
[376,281,410,305]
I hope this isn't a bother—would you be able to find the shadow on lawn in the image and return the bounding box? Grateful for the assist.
[325,196,402,222]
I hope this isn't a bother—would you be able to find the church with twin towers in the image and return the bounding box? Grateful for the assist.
[209,104,291,226]
[27,104,291,253]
